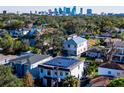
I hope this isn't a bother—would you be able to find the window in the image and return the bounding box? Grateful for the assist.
[60,71,63,76]
[78,74,80,78]
[117,72,120,76]
[68,45,70,48]
[75,45,76,48]
[47,70,51,75]
[78,65,80,69]
[55,71,57,75]
[65,72,69,76]
[108,71,111,74]
[41,69,43,73]
[122,72,124,74]
[74,51,76,55]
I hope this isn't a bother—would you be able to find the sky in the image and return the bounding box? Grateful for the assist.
[0,6,124,14]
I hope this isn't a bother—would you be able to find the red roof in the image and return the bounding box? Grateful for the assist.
[90,76,113,87]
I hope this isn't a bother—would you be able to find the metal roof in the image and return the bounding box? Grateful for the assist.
[9,54,51,65]
[64,36,87,45]
[40,57,83,70]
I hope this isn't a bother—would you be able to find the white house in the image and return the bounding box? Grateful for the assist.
[98,63,124,78]
[38,57,84,87]
[63,35,88,56]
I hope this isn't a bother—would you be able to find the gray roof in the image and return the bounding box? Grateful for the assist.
[9,54,50,65]
[114,41,124,47]
[64,36,87,45]
[40,57,83,71]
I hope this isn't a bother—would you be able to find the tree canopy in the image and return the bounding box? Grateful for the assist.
[61,76,80,87]
[108,78,124,87]
[0,65,23,87]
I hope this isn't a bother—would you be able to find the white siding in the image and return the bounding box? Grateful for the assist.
[98,67,124,77]
[39,62,84,86]
[63,41,87,56]
[70,62,84,79]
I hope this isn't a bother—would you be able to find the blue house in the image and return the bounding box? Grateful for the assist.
[9,54,52,78]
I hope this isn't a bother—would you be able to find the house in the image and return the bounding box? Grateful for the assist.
[38,56,84,87]
[9,54,52,78]
[8,28,30,38]
[63,35,88,56]
[85,47,104,58]
[98,63,124,78]
[112,41,124,63]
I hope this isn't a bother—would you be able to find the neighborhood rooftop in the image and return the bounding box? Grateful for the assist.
[64,36,87,45]
[114,41,124,47]
[40,57,82,70]
[9,54,50,65]
[99,63,124,70]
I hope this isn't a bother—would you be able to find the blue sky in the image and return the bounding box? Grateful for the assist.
[0,6,124,14]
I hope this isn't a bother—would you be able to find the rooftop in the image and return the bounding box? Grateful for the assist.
[99,63,124,70]
[114,41,124,47]
[90,76,113,87]
[9,54,51,65]
[0,54,18,64]
[40,57,83,71]
[64,36,87,45]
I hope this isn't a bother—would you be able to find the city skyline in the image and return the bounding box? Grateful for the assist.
[1,6,124,14]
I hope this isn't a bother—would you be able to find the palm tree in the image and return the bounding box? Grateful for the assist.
[61,76,80,87]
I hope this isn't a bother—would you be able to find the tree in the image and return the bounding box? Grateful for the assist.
[108,78,124,87]
[61,76,80,87]
[0,65,23,87]
[85,61,100,78]
[23,72,34,87]
[120,32,124,40]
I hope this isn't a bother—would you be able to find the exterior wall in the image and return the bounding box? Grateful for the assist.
[39,68,70,79]
[98,67,124,77]
[112,47,124,63]
[77,41,88,55]
[39,68,70,86]
[39,62,84,86]
[70,62,84,79]
[86,52,101,58]
[63,41,87,56]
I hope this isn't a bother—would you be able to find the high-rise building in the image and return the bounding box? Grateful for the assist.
[71,6,76,16]
[54,8,58,15]
[65,7,70,14]
[87,9,92,16]
[59,7,63,14]
[48,9,52,15]
[3,10,7,14]
[63,7,66,14]
[35,11,37,14]
[80,8,83,15]
[30,11,32,15]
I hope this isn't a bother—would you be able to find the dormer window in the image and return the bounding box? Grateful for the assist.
[68,45,70,48]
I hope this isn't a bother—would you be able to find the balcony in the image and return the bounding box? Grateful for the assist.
[120,57,124,63]
[112,56,121,62]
